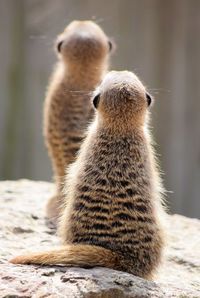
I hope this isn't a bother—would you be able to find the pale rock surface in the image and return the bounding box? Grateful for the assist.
[0,180,199,297]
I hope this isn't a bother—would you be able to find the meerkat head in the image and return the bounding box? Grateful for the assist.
[55,20,114,65]
[93,71,153,130]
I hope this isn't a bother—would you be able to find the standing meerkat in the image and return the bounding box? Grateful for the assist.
[11,71,165,280]
[44,20,113,222]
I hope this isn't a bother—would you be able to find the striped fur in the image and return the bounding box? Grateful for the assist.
[44,21,112,223]
[11,71,165,280]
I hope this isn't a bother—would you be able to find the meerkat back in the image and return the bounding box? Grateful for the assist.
[44,20,114,223]
[59,71,165,279]
[11,71,165,280]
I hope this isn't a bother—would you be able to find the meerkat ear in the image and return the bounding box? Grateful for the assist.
[56,40,63,53]
[108,39,116,53]
[146,93,153,107]
[93,93,101,109]
[108,40,113,52]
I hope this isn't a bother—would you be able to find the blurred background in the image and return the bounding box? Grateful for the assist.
[0,0,199,218]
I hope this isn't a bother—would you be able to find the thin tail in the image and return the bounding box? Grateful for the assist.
[10,244,120,269]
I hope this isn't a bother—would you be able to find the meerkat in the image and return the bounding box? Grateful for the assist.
[11,71,165,280]
[44,20,113,222]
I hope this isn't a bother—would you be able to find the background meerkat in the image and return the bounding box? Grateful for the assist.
[11,71,165,280]
[44,20,113,222]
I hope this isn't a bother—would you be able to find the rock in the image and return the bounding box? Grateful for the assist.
[0,180,199,298]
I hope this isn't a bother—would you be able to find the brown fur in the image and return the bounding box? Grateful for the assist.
[44,20,113,222]
[11,71,165,280]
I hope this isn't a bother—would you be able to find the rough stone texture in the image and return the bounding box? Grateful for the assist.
[0,180,199,298]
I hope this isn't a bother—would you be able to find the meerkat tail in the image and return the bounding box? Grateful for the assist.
[10,244,120,268]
